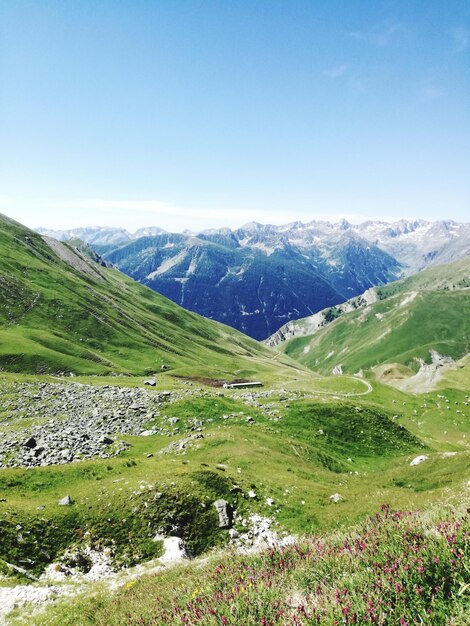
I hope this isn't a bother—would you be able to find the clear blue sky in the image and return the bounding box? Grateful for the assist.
[0,0,469,232]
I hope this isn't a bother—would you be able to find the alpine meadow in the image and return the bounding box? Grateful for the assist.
[0,1,469,625]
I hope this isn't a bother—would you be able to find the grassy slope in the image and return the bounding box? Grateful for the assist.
[0,213,303,380]
[280,257,470,375]
[1,372,469,577]
[22,505,469,626]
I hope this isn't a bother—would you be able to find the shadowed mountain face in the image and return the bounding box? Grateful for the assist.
[38,219,470,340]
[101,231,399,340]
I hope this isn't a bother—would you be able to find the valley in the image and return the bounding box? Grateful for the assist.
[38,219,470,340]
[1,370,469,625]
[3,0,469,621]
[0,213,469,625]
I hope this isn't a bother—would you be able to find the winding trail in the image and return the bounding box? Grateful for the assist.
[284,375,373,397]
[269,348,373,397]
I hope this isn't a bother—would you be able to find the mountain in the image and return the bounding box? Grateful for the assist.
[0,213,302,379]
[38,219,469,340]
[269,257,470,383]
[351,219,470,274]
[37,225,169,246]
[36,226,134,248]
[105,230,400,340]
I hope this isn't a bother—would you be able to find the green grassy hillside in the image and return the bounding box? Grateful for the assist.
[0,213,303,380]
[21,505,469,626]
[1,371,468,575]
[2,371,469,624]
[277,257,470,376]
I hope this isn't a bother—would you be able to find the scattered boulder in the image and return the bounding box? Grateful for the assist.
[58,495,73,506]
[410,455,429,466]
[230,515,297,552]
[248,490,257,499]
[154,536,187,564]
[99,435,114,445]
[144,378,156,386]
[329,493,343,503]
[214,499,232,528]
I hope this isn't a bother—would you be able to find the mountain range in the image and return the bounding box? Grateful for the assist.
[0,213,299,379]
[38,219,470,340]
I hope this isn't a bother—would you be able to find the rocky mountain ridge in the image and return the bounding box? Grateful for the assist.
[38,218,470,272]
[37,219,470,340]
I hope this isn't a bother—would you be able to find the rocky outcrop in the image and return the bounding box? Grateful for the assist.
[214,500,232,528]
[266,287,378,347]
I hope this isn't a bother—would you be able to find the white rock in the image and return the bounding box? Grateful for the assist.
[84,551,114,581]
[58,495,73,506]
[153,536,187,564]
[42,563,70,582]
[410,455,429,466]
[329,493,343,503]
[0,585,61,623]
[231,514,297,552]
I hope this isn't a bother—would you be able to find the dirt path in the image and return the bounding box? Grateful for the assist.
[285,376,373,397]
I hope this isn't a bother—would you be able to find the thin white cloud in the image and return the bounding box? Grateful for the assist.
[451,27,470,53]
[323,64,348,79]
[6,196,397,232]
[322,65,367,94]
[350,22,403,47]
[49,198,266,223]
[5,196,467,234]
[37,197,309,231]
[348,77,367,94]
[51,198,173,214]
